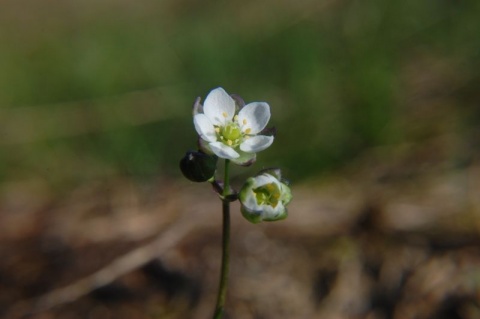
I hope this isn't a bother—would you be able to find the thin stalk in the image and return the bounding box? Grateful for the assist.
[213,159,231,319]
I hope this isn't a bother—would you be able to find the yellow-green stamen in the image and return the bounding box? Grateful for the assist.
[214,115,253,148]
[216,121,244,147]
[253,182,281,208]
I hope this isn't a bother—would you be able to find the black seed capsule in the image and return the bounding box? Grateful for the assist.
[179,150,218,182]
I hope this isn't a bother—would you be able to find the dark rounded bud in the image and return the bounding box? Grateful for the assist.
[179,150,218,182]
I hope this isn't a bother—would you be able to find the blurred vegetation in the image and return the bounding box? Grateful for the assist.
[1,0,479,187]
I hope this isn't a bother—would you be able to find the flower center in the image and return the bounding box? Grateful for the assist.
[253,182,281,208]
[222,123,242,141]
[216,122,244,147]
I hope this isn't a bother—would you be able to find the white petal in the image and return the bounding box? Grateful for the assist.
[231,150,256,166]
[194,114,217,143]
[242,189,262,212]
[209,142,240,159]
[198,137,214,154]
[262,202,286,221]
[203,87,236,125]
[253,173,278,187]
[237,102,270,134]
[240,135,274,153]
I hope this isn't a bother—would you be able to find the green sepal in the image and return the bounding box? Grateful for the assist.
[240,205,263,224]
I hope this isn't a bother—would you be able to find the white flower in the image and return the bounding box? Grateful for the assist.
[193,87,274,165]
[239,171,292,223]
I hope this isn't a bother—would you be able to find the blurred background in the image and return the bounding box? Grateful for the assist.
[1,0,480,318]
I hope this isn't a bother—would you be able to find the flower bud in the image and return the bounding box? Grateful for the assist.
[239,171,292,223]
[180,150,218,182]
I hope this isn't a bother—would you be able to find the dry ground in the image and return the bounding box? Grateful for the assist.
[1,139,479,319]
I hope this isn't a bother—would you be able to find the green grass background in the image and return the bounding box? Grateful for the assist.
[1,0,479,187]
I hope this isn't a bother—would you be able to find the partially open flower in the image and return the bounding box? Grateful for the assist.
[239,170,292,223]
[193,87,274,165]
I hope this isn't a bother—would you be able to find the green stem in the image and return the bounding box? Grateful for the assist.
[213,159,231,319]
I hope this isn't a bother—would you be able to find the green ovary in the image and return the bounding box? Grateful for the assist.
[253,182,281,208]
[218,123,242,146]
